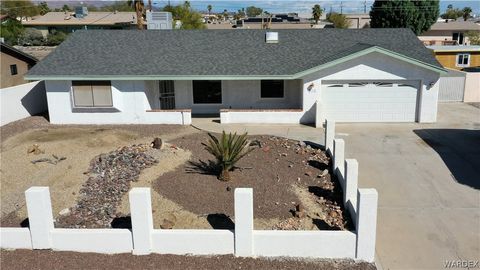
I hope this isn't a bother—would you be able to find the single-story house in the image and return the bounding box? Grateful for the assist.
[1,42,38,88]
[419,20,480,46]
[25,29,445,126]
[22,11,137,37]
[427,45,480,70]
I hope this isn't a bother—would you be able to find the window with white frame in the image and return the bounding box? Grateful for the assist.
[72,81,113,107]
[261,80,284,98]
[456,53,470,67]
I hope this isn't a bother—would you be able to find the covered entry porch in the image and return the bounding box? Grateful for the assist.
[144,79,310,124]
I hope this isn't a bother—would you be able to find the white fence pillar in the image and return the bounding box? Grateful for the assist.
[234,188,253,257]
[325,120,335,154]
[315,101,324,128]
[333,139,345,178]
[356,188,378,262]
[344,159,359,209]
[25,187,54,249]
[129,188,154,255]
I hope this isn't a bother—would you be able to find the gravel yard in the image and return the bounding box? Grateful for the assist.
[1,116,350,232]
[0,117,196,227]
[0,249,376,270]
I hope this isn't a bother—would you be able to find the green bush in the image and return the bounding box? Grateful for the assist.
[19,28,44,46]
[202,131,254,181]
[46,31,67,46]
[0,19,25,45]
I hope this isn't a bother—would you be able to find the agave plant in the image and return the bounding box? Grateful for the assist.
[202,131,254,181]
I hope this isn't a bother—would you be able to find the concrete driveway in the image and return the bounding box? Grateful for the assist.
[335,103,480,270]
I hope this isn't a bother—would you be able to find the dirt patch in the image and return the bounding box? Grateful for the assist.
[153,133,348,230]
[0,249,376,270]
[0,118,199,227]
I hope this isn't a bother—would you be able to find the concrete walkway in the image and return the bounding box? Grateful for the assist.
[191,117,323,143]
[194,103,480,270]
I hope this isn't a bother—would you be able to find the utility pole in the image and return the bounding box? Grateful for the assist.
[364,0,367,14]
[340,1,343,14]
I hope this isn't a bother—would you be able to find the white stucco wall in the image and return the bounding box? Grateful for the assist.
[301,52,441,123]
[44,52,441,125]
[1,81,47,126]
[45,80,189,125]
[174,80,302,114]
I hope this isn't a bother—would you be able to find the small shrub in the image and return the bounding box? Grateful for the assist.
[19,28,44,46]
[45,30,68,46]
[202,131,254,181]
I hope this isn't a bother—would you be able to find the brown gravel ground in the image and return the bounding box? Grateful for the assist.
[0,249,376,270]
[154,133,349,229]
[0,117,197,227]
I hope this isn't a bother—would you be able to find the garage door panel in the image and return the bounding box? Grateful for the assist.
[322,81,418,122]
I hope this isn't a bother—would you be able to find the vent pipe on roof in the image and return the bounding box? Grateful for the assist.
[265,32,279,43]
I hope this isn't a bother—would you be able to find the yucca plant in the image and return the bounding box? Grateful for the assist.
[202,131,254,181]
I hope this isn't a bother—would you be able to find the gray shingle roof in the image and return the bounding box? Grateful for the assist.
[27,28,443,78]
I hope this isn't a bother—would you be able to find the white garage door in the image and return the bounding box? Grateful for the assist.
[321,81,419,122]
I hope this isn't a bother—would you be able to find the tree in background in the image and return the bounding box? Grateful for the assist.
[413,0,439,34]
[462,7,472,21]
[235,8,246,19]
[45,30,68,46]
[326,12,350,28]
[246,6,262,17]
[127,0,145,30]
[99,2,134,12]
[0,19,24,45]
[62,4,70,12]
[0,0,39,21]
[223,9,228,19]
[18,28,44,46]
[207,4,212,16]
[440,4,463,20]
[466,31,480,45]
[163,1,205,29]
[370,0,439,35]
[312,4,323,24]
[38,2,50,15]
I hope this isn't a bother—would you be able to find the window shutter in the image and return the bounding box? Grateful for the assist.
[92,83,113,107]
[73,83,94,107]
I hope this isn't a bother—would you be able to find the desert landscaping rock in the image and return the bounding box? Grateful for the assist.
[154,134,349,230]
[151,138,163,149]
[56,144,158,228]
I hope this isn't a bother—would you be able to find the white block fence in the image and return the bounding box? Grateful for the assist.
[0,120,378,262]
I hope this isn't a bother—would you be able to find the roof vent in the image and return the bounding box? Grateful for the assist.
[265,32,279,43]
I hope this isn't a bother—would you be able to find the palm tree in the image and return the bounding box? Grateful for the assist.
[462,7,472,21]
[207,4,212,16]
[312,4,323,25]
[127,0,144,30]
[203,132,254,181]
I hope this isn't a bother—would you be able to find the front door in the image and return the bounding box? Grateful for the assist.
[159,80,175,110]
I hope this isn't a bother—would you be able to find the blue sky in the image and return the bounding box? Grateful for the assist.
[150,0,480,15]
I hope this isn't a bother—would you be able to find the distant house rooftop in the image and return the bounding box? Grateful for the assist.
[427,45,480,52]
[428,20,480,31]
[22,12,137,26]
[1,42,38,65]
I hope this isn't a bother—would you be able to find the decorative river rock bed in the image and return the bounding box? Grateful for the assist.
[56,144,158,228]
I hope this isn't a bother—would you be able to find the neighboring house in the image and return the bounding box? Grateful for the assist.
[427,45,480,70]
[345,14,370,29]
[1,42,38,88]
[419,20,480,45]
[22,10,137,37]
[25,29,445,125]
